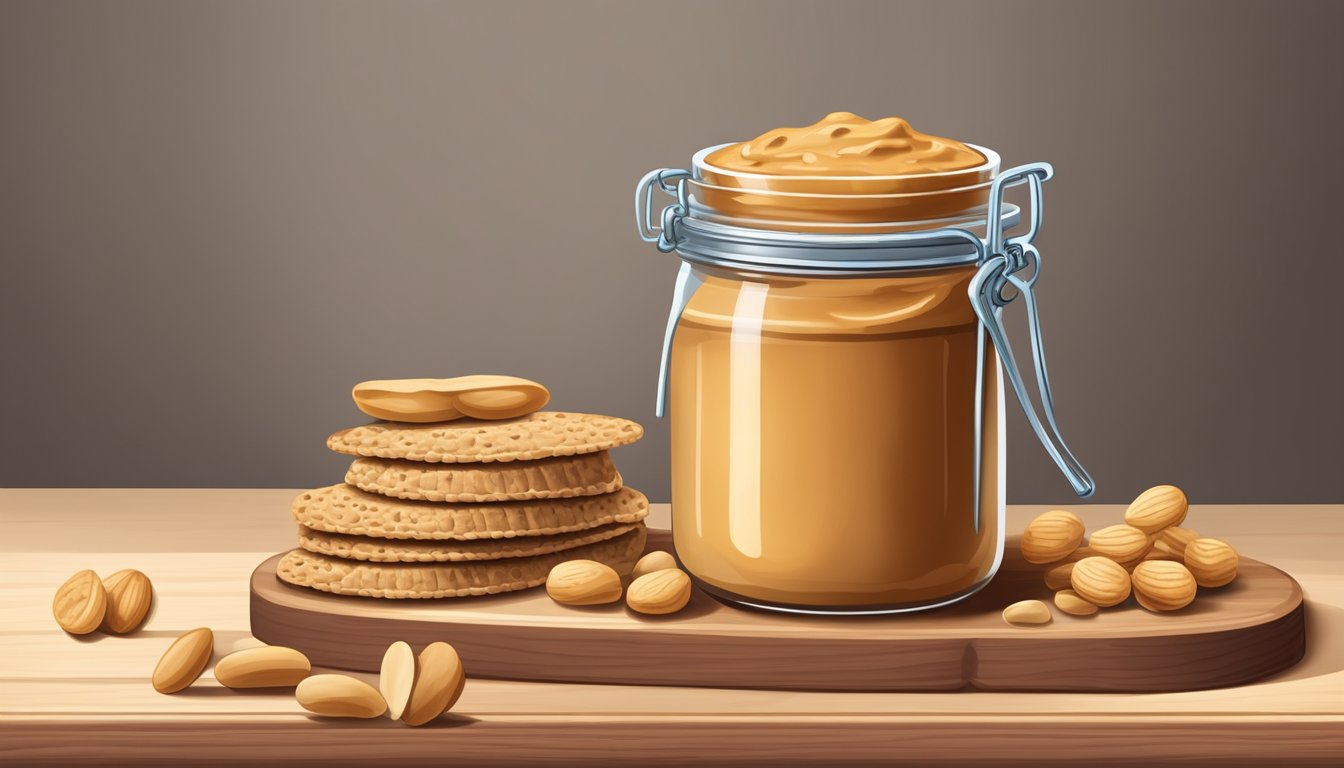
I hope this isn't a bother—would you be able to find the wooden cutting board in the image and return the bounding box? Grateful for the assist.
[250,531,1304,692]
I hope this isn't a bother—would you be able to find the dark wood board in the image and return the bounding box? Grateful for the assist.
[250,531,1304,692]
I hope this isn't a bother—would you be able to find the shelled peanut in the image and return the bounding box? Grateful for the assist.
[1004,484,1239,626]
[546,550,694,616]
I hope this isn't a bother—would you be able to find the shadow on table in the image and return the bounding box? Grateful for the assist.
[172,685,295,698]
[297,713,479,727]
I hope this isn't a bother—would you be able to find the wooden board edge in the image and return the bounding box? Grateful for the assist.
[968,601,1307,692]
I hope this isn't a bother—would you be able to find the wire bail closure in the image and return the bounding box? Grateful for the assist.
[634,161,1095,498]
[969,164,1095,497]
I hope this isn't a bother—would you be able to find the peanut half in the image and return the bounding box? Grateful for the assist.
[402,642,466,727]
[380,641,416,721]
[214,646,311,689]
[296,675,387,718]
[152,627,214,694]
[1002,600,1053,626]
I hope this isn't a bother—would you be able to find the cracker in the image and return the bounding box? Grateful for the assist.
[291,484,649,541]
[276,526,647,598]
[297,521,640,563]
[326,411,643,464]
[346,452,621,503]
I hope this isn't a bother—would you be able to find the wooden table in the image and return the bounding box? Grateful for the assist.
[2,489,1341,766]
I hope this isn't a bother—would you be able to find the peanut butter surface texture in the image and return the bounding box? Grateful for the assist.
[706,112,984,177]
[352,375,550,422]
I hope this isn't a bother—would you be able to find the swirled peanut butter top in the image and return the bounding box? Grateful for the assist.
[705,112,985,177]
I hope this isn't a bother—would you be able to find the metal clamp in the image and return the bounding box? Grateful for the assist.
[635,168,690,253]
[969,164,1095,497]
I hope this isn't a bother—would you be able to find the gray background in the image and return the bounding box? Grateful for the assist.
[2,0,1341,503]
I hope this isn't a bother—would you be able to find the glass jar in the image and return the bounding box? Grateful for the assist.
[635,143,1093,615]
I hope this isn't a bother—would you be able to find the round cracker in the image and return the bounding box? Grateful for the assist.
[297,521,640,563]
[326,411,643,464]
[291,484,649,541]
[346,452,621,503]
[276,526,647,599]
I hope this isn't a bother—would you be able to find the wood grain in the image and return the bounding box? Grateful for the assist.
[1,490,1341,766]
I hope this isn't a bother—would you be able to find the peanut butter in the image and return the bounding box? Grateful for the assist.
[705,112,984,177]
[693,113,996,230]
[671,269,1002,609]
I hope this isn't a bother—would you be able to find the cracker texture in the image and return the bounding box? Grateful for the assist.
[292,484,649,541]
[326,411,643,464]
[277,526,647,598]
[297,521,639,563]
[346,452,620,502]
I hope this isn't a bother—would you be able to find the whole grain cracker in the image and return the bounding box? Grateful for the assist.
[326,411,643,464]
[297,521,639,563]
[276,526,647,599]
[291,484,649,541]
[346,452,621,503]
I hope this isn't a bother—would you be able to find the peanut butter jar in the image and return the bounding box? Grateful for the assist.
[635,114,1093,615]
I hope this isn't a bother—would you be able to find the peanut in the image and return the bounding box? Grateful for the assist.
[626,569,692,615]
[1002,600,1053,626]
[1184,538,1238,587]
[1020,510,1085,564]
[1123,485,1188,533]
[52,570,107,636]
[546,560,623,605]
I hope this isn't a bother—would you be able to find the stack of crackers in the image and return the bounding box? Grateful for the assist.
[277,409,649,599]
